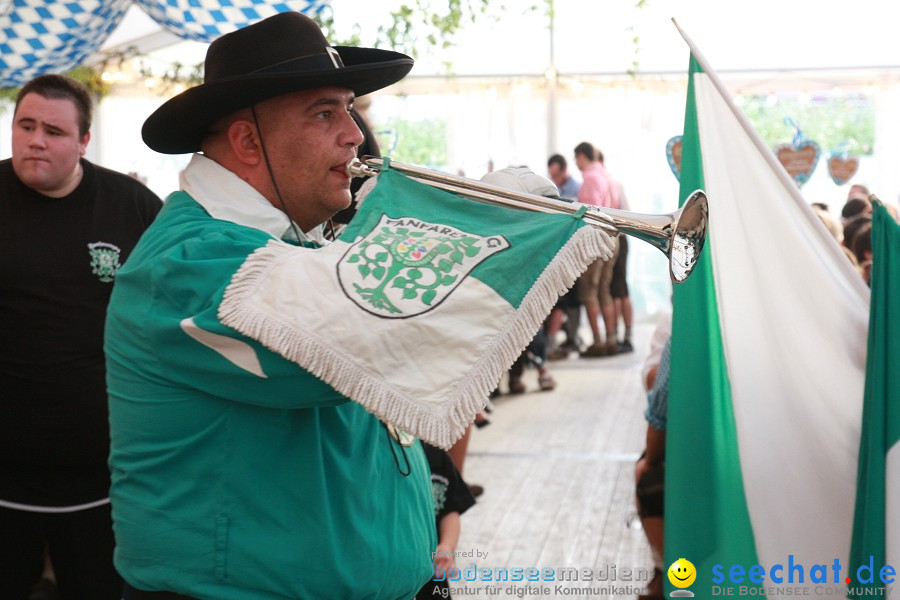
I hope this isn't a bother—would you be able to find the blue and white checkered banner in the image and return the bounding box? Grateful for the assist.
[0,0,329,88]
[0,0,131,87]
[133,0,329,43]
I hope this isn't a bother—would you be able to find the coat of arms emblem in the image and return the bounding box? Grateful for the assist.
[87,241,122,282]
[338,215,510,318]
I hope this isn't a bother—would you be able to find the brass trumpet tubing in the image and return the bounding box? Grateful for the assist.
[405,176,582,217]
[346,158,708,284]
[349,157,617,226]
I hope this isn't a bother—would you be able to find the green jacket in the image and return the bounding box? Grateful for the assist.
[106,191,435,599]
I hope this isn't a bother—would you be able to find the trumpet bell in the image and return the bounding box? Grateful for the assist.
[671,190,708,283]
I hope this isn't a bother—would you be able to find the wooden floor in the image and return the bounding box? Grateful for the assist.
[446,323,656,600]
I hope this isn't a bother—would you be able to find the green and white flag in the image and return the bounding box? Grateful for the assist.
[849,203,900,598]
[666,27,870,598]
[219,166,614,449]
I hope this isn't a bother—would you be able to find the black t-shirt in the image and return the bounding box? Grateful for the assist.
[0,158,162,506]
[422,443,476,526]
[417,444,477,600]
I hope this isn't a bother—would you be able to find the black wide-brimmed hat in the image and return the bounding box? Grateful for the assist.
[142,12,414,154]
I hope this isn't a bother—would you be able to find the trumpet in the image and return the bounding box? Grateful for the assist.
[347,157,708,284]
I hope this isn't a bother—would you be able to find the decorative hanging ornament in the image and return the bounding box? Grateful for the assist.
[666,135,683,181]
[774,117,820,187]
[826,143,859,186]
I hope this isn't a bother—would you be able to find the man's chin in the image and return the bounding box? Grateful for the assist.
[332,194,353,211]
[17,173,49,191]
[314,196,353,223]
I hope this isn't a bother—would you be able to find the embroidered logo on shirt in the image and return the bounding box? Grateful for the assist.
[87,241,122,282]
[431,474,449,516]
[337,214,509,318]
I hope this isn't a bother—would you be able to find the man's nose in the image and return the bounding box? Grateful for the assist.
[342,114,365,147]
[28,131,47,148]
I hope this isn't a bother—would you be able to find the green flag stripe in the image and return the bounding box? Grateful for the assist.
[871,205,900,450]
[849,203,900,598]
[666,54,762,595]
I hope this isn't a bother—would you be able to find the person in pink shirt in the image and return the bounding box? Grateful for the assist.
[573,142,620,357]
[574,141,619,209]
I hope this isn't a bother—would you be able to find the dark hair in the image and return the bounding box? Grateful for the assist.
[595,148,605,163]
[15,74,93,136]
[843,215,871,250]
[573,142,595,161]
[841,198,871,221]
[547,153,567,170]
[850,221,872,264]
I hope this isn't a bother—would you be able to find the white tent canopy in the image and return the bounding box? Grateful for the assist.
[100,0,900,77]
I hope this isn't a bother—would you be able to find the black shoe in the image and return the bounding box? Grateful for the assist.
[28,579,58,600]
[580,344,616,357]
[468,484,484,498]
[548,348,571,361]
[617,339,634,353]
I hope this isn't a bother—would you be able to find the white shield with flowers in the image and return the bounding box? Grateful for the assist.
[337,214,510,318]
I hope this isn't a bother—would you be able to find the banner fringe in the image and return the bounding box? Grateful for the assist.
[219,227,614,449]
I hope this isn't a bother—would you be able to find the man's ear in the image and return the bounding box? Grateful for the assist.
[79,131,90,156]
[227,118,262,166]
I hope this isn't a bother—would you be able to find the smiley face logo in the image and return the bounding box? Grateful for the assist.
[667,558,696,589]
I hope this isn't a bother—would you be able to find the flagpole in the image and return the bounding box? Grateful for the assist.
[670,18,809,207]
[671,18,869,293]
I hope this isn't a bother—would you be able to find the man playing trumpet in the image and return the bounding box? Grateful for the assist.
[106,13,435,598]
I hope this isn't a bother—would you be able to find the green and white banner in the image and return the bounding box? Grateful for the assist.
[219,166,614,449]
[666,37,871,598]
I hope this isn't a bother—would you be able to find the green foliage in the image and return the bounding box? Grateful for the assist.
[0,86,18,105]
[316,0,495,58]
[314,10,363,48]
[140,60,204,94]
[376,0,493,57]
[379,116,449,167]
[741,94,875,155]
[0,64,113,109]
[627,0,650,76]
[68,65,113,98]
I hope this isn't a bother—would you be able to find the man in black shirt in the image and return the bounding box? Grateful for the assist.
[0,74,162,599]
